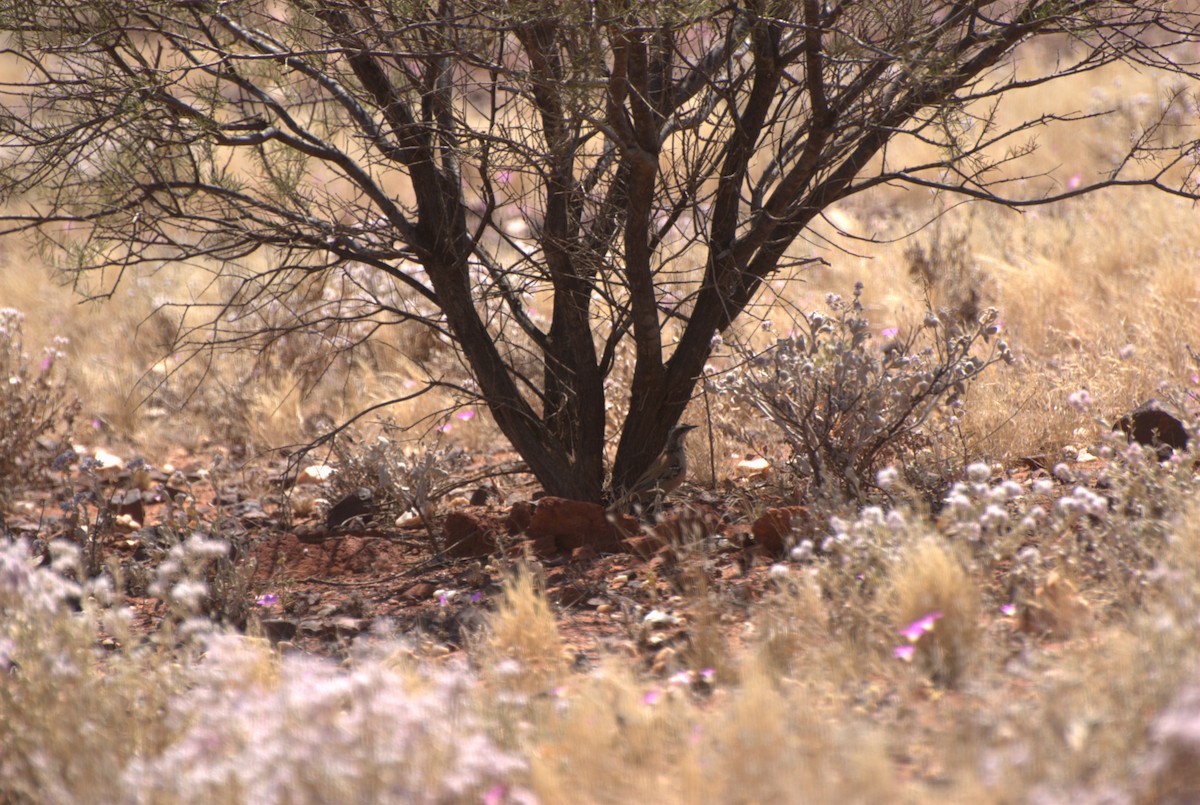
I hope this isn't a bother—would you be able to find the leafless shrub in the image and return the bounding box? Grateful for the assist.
[905,220,992,333]
[324,422,474,533]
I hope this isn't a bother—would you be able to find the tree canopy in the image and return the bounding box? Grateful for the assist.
[2,0,1198,501]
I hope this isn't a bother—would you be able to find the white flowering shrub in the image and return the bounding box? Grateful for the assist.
[937,439,1196,611]
[809,505,911,642]
[0,309,77,501]
[0,539,172,805]
[122,637,530,805]
[719,284,1012,503]
[0,539,533,805]
[146,529,253,631]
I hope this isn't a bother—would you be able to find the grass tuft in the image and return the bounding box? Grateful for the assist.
[891,536,979,688]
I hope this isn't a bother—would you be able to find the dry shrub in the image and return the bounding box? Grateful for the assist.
[1012,625,1194,797]
[1,539,529,805]
[904,217,994,334]
[323,422,474,533]
[0,309,77,500]
[1020,569,1093,639]
[1140,672,1200,805]
[998,496,1200,801]
[1154,496,1200,621]
[0,541,177,804]
[891,536,979,687]
[755,568,832,679]
[720,283,1012,507]
[669,544,732,682]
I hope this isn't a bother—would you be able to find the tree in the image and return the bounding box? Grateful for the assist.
[1,0,1198,503]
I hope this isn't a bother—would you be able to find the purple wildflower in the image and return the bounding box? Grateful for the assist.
[899,610,944,642]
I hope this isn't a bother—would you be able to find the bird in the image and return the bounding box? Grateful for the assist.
[620,424,698,513]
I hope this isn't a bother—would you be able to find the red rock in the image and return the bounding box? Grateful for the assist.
[527,497,638,553]
[752,506,813,556]
[570,545,598,563]
[442,510,499,558]
[725,523,753,548]
[650,545,679,571]
[652,506,722,545]
[506,535,558,559]
[402,582,437,600]
[506,500,535,534]
[622,535,661,558]
[1116,399,1189,458]
[550,585,589,607]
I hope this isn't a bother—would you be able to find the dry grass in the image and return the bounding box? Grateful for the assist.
[477,567,568,698]
[891,537,980,688]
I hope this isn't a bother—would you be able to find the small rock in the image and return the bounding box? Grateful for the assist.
[261,619,297,643]
[527,497,638,553]
[550,585,589,607]
[622,535,661,558]
[326,487,375,528]
[298,465,336,485]
[108,488,145,525]
[442,510,499,558]
[231,499,272,524]
[735,456,772,476]
[1115,400,1189,459]
[570,545,598,563]
[507,535,558,558]
[647,547,678,572]
[752,506,813,556]
[332,616,369,639]
[92,448,123,471]
[402,582,437,600]
[395,510,423,528]
[644,609,681,627]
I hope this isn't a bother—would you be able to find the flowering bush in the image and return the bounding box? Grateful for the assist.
[0,538,533,805]
[718,283,1012,503]
[0,309,77,501]
[122,637,530,805]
